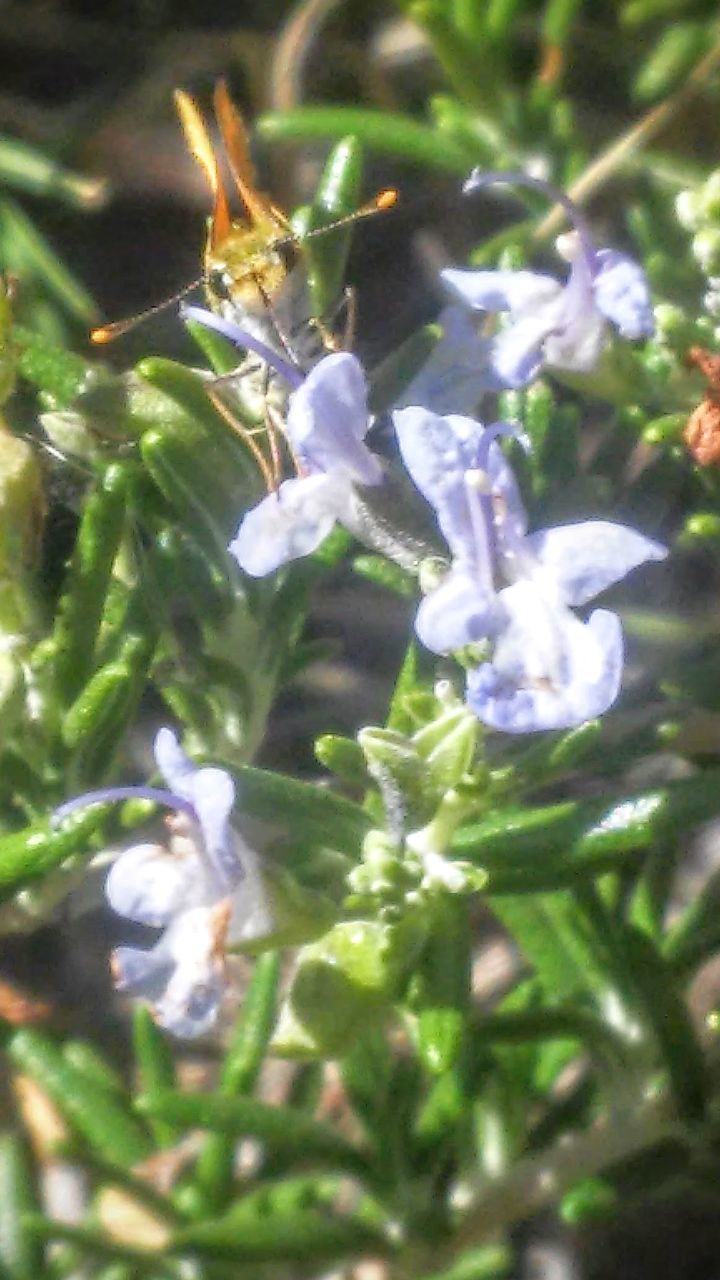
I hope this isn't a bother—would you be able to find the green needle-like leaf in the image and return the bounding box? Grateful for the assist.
[0,1132,41,1280]
[6,1029,150,1167]
[194,951,281,1211]
[137,1090,368,1175]
[259,109,476,174]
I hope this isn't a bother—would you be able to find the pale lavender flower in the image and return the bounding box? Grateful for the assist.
[392,306,493,416]
[181,306,383,577]
[56,729,271,1037]
[393,406,667,732]
[442,171,654,389]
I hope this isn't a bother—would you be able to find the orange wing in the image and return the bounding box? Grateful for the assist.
[174,88,231,250]
[213,79,291,234]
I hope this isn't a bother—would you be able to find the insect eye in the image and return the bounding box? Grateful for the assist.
[273,238,296,272]
[207,268,231,301]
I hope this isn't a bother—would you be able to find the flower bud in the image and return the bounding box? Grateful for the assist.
[693,227,720,275]
[676,188,702,231]
[358,727,437,825]
[413,705,478,791]
[698,170,720,221]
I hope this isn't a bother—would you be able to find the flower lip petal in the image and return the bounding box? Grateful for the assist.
[466,597,623,732]
[415,564,502,655]
[156,979,223,1039]
[158,907,226,1038]
[113,908,225,1039]
[230,474,348,576]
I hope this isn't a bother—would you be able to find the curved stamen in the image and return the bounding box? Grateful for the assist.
[470,423,530,586]
[475,420,528,473]
[464,470,495,595]
[180,305,304,390]
[53,786,197,827]
[463,170,597,270]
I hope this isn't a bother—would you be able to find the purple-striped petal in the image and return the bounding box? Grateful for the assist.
[466,586,624,732]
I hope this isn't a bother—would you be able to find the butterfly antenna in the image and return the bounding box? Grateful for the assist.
[91,277,204,345]
[275,188,399,253]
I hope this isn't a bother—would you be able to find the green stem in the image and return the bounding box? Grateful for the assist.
[533,35,720,240]
[393,1090,678,1278]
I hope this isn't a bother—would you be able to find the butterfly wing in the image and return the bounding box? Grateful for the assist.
[213,80,291,237]
[174,88,232,250]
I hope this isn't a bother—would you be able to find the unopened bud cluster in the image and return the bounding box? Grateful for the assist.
[676,171,720,323]
[346,829,425,920]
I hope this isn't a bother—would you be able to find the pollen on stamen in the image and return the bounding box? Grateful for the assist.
[465,467,492,494]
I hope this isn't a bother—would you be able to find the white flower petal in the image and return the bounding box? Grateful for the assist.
[155,907,226,1038]
[113,907,227,1039]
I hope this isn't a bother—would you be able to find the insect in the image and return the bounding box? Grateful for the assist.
[92,81,396,367]
[175,79,316,363]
